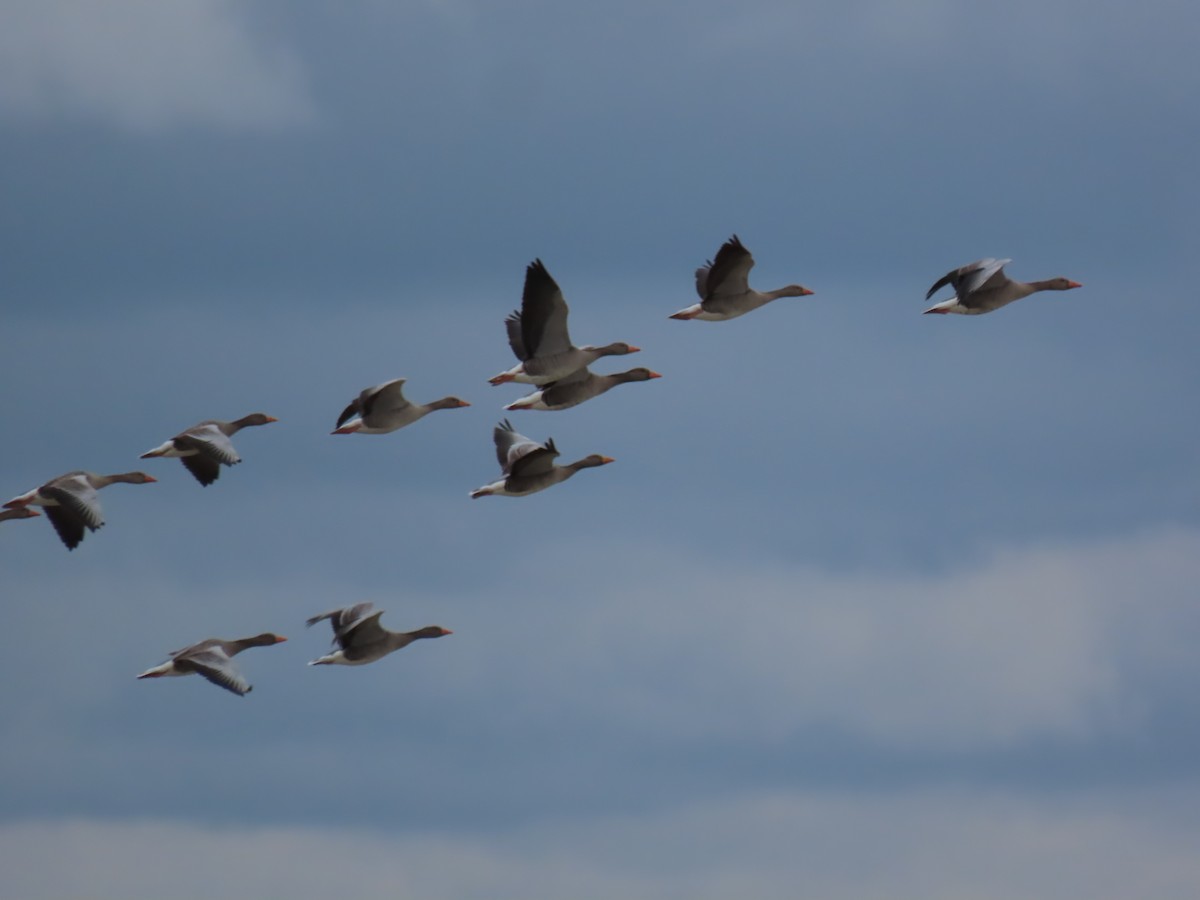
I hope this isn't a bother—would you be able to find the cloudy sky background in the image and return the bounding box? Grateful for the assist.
[1,1,1199,897]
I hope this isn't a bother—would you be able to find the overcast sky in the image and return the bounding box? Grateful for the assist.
[2,1,1199,897]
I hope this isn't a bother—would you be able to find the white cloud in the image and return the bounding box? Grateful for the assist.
[0,0,314,131]
[6,785,1200,899]
[462,528,1200,750]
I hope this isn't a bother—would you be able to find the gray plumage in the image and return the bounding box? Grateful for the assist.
[306,602,451,666]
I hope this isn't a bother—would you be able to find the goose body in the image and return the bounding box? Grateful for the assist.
[137,632,287,697]
[4,470,157,550]
[332,379,469,434]
[489,259,639,385]
[470,419,613,498]
[923,258,1082,315]
[141,413,277,486]
[671,235,814,321]
[505,367,662,412]
[306,602,451,666]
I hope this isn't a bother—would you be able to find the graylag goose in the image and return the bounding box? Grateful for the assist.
[489,259,640,385]
[505,366,662,412]
[306,602,451,666]
[924,258,1082,314]
[137,633,287,697]
[4,471,157,550]
[140,413,277,486]
[671,234,814,321]
[0,507,40,524]
[470,419,613,498]
[332,379,469,434]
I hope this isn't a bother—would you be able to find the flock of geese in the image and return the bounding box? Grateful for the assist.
[2,235,1083,696]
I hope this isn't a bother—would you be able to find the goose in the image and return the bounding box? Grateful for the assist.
[140,413,277,486]
[505,366,662,412]
[4,470,157,550]
[306,602,451,666]
[470,419,613,498]
[489,259,640,385]
[671,234,814,321]
[137,633,287,697]
[924,258,1082,314]
[332,379,470,434]
[0,507,40,524]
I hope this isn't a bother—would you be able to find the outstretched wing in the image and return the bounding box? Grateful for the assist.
[335,397,363,429]
[519,260,572,358]
[174,649,251,697]
[40,478,103,549]
[926,258,1011,300]
[361,379,409,418]
[180,454,222,486]
[42,504,89,550]
[339,610,389,651]
[702,235,754,300]
[307,602,377,647]
[493,419,557,475]
[176,425,241,465]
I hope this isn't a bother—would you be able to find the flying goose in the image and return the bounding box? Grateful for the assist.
[306,602,451,666]
[670,234,814,321]
[141,413,278,486]
[489,259,639,385]
[4,470,157,550]
[137,632,288,696]
[504,366,662,412]
[924,258,1082,315]
[470,419,613,498]
[332,379,469,434]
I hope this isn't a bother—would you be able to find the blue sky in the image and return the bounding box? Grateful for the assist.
[2,1,1199,897]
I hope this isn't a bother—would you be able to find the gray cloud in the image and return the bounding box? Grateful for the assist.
[1,1,1198,895]
[0,0,314,130]
[6,784,1200,899]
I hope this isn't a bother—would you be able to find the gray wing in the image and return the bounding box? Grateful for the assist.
[957,258,1011,297]
[508,437,559,478]
[702,235,755,300]
[41,478,104,530]
[360,379,410,419]
[335,397,363,429]
[694,262,712,300]
[307,602,376,644]
[42,504,89,550]
[169,638,219,658]
[339,610,389,650]
[505,312,529,361]
[176,424,241,465]
[174,649,252,696]
[493,419,557,474]
[38,473,102,549]
[180,454,222,486]
[520,260,572,358]
[493,419,533,470]
[926,258,1012,300]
